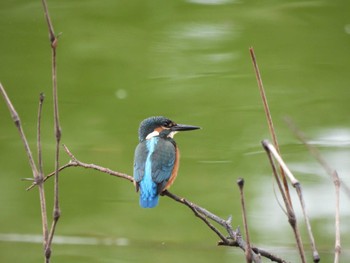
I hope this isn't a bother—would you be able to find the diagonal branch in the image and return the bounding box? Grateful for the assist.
[286,118,344,263]
[249,47,292,208]
[0,83,49,262]
[0,83,38,177]
[262,140,320,263]
[27,144,289,263]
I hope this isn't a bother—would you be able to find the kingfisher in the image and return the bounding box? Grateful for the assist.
[133,116,200,208]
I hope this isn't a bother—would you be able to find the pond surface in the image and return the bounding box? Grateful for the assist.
[1,0,350,262]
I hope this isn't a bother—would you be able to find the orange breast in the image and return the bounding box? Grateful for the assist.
[163,146,180,190]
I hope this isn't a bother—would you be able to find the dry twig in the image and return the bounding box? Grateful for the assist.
[262,140,321,263]
[286,118,343,263]
[249,47,292,207]
[262,140,306,262]
[0,83,50,261]
[41,0,61,257]
[36,93,50,253]
[237,178,256,263]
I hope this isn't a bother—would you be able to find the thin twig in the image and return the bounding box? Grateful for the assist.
[26,163,74,191]
[37,93,49,252]
[285,117,350,198]
[285,118,343,262]
[251,246,289,263]
[41,0,56,45]
[0,83,38,177]
[182,198,229,244]
[249,47,292,207]
[295,183,320,263]
[41,0,61,257]
[26,146,134,191]
[37,93,45,185]
[265,138,320,262]
[0,83,49,262]
[262,140,306,263]
[333,171,341,263]
[237,178,253,263]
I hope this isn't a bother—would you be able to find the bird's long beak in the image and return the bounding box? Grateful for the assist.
[171,123,200,132]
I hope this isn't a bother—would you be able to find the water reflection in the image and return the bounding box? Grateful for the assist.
[0,233,130,246]
[151,22,240,80]
[252,128,350,235]
[309,128,350,147]
[187,0,238,5]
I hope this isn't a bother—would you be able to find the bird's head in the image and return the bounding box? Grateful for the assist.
[138,116,200,142]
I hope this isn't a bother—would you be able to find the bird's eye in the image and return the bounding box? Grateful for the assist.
[163,121,174,128]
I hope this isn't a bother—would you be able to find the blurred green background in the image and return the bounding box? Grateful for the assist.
[1,0,350,262]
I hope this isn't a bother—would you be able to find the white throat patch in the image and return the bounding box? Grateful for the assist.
[168,131,178,138]
[145,130,178,140]
[146,130,159,140]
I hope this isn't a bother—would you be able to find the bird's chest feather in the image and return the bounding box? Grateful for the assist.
[144,137,177,186]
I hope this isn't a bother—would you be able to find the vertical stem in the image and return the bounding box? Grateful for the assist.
[41,0,61,259]
[295,184,320,262]
[37,93,49,253]
[249,47,292,207]
[286,118,343,262]
[237,178,253,263]
[333,171,341,263]
[51,40,61,223]
[262,140,306,263]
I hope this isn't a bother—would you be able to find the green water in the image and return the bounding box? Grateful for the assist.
[1,0,350,262]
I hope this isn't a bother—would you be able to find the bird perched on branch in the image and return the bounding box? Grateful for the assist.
[133,116,200,208]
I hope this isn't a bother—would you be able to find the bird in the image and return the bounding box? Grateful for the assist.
[133,116,200,208]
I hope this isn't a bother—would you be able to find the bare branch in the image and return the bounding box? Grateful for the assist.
[41,0,61,257]
[0,83,38,178]
[27,144,289,263]
[37,93,45,179]
[237,178,259,263]
[286,117,350,198]
[262,140,307,263]
[0,83,50,262]
[333,171,341,263]
[36,92,49,252]
[285,118,343,262]
[41,0,56,45]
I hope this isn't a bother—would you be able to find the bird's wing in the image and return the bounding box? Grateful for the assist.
[151,139,176,190]
[133,141,148,184]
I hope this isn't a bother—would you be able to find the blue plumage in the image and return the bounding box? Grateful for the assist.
[133,116,200,208]
[139,137,161,208]
[134,136,176,208]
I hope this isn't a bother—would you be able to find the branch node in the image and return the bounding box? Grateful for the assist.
[45,246,51,259]
[237,177,245,188]
[39,92,45,102]
[34,176,44,186]
[53,208,61,221]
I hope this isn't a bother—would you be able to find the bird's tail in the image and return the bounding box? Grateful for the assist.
[139,195,159,208]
